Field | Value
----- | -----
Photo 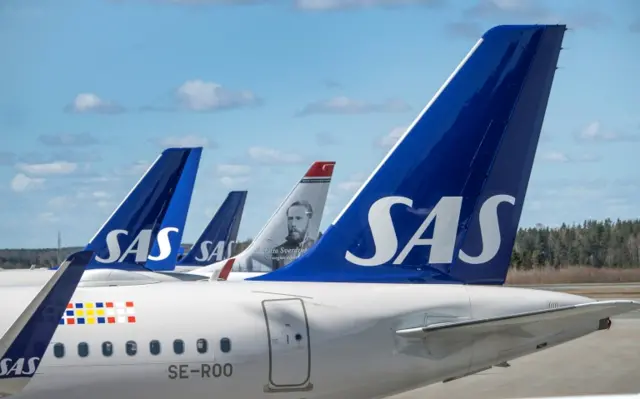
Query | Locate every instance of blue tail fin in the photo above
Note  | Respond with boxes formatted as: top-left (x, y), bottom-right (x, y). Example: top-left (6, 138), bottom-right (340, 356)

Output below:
top-left (0, 250), bottom-right (91, 394)
top-left (84, 147), bottom-right (202, 270)
top-left (252, 24), bottom-right (566, 285)
top-left (174, 191), bottom-right (247, 268)
top-left (144, 150), bottom-right (203, 271)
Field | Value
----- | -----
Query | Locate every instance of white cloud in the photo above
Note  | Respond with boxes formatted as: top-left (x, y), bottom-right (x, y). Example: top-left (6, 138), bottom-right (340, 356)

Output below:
top-left (542, 151), bottom-right (569, 163)
top-left (38, 212), bottom-right (60, 223)
top-left (220, 176), bottom-right (250, 188)
top-left (248, 147), bottom-right (304, 165)
top-left (541, 151), bottom-right (600, 163)
top-left (10, 173), bottom-right (44, 192)
top-left (96, 200), bottom-right (116, 209)
top-left (157, 135), bottom-right (215, 148)
top-left (16, 161), bottom-right (78, 176)
top-left (92, 191), bottom-right (111, 199)
top-left (116, 160), bottom-right (151, 176)
top-left (295, 0), bottom-right (444, 11)
top-left (377, 126), bottom-right (407, 148)
top-left (38, 132), bottom-right (99, 146)
top-left (297, 96), bottom-right (411, 116)
top-left (76, 190), bottom-right (112, 200)
top-left (176, 80), bottom-right (260, 111)
top-left (216, 164), bottom-right (251, 176)
top-left (66, 93), bottom-right (124, 114)
top-left (316, 131), bottom-right (339, 146)
top-left (577, 121), bottom-right (640, 142)
top-left (338, 173), bottom-right (367, 192)
top-left (47, 196), bottom-right (71, 209)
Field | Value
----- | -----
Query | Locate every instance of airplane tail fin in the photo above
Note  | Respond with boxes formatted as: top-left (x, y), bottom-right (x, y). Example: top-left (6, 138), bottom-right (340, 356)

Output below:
top-left (0, 250), bottom-right (92, 396)
top-left (252, 25), bottom-right (566, 284)
top-left (189, 161), bottom-right (335, 276)
top-left (84, 147), bottom-right (202, 270)
top-left (175, 191), bottom-right (247, 268)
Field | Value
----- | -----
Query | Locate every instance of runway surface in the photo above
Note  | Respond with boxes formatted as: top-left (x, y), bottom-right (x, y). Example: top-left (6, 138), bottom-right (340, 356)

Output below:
top-left (388, 297), bottom-right (640, 399)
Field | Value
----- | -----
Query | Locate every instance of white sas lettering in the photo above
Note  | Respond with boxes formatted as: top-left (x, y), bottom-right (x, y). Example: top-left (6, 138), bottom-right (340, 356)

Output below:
top-left (148, 227), bottom-right (179, 261)
top-left (195, 240), bottom-right (235, 262)
top-left (345, 194), bottom-right (515, 267)
top-left (0, 357), bottom-right (40, 377)
top-left (95, 227), bottom-right (179, 264)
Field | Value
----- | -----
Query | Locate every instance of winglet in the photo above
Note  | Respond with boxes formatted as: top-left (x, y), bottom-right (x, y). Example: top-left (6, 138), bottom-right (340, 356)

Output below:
top-left (211, 258), bottom-right (236, 281)
top-left (0, 250), bottom-right (93, 396)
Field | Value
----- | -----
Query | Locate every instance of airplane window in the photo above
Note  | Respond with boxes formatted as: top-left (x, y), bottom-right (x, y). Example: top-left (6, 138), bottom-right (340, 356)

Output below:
top-left (78, 342), bottom-right (89, 358)
top-left (149, 340), bottom-right (161, 355)
top-left (53, 343), bottom-right (65, 358)
top-left (173, 339), bottom-right (184, 355)
top-left (220, 338), bottom-right (231, 353)
top-left (196, 338), bottom-right (208, 354)
top-left (102, 341), bottom-right (113, 357)
top-left (126, 341), bottom-right (137, 356)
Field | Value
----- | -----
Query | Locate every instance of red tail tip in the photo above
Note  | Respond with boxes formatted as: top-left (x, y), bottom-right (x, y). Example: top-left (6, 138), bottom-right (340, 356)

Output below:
top-left (305, 161), bottom-right (336, 178)
top-left (218, 258), bottom-right (235, 280)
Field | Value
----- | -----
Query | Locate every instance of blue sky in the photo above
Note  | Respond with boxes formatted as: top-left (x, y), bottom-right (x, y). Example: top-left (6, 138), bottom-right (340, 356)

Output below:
top-left (1, 0), bottom-right (639, 249)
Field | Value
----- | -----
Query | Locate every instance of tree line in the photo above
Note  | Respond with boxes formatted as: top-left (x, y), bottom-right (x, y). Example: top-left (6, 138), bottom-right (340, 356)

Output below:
top-left (1, 220), bottom-right (639, 270)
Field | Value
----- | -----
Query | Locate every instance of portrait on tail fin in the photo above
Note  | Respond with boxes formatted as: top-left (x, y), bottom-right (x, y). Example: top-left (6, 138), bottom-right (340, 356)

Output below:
top-left (267, 200), bottom-right (316, 270)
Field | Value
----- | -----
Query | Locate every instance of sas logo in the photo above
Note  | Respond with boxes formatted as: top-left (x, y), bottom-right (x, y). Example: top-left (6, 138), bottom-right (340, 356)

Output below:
top-left (95, 227), bottom-right (179, 264)
top-left (0, 357), bottom-right (40, 377)
top-left (194, 240), bottom-right (235, 263)
top-left (346, 194), bottom-right (515, 267)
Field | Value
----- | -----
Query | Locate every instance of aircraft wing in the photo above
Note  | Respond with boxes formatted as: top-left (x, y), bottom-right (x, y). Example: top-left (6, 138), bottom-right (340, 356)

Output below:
top-left (395, 300), bottom-right (640, 339)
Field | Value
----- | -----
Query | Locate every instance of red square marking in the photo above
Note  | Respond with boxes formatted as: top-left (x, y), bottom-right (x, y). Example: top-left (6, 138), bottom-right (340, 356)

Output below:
top-left (127, 316), bottom-right (136, 323)
top-left (67, 303), bottom-right (73, 309)
top-left (66, 318), bottom-right (75, 325)
top-left (126, 301), bottom-right (134, 307)
top-left (106, 302), bottom-right (114, 308)
top-left (107, 317), bottom-right (116, 324)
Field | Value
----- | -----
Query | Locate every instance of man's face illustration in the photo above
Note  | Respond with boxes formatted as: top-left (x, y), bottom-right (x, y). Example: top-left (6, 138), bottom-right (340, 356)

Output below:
top-left (287, 205), bottom-right (310, 243)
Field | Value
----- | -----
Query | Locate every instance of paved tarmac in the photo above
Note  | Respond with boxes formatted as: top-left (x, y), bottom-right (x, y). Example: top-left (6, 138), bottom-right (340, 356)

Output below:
top-left (389, 304), bottom-right (640, 399)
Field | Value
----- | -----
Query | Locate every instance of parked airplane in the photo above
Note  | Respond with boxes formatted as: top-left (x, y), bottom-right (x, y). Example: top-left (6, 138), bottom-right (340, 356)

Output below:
top-left (1, 160), bottom-right (334, 285)
top-left (149, 191), bottom-right (248, 273)
top-left (0, 147), bottom-right (204, 287)
top-left (1, 24), bottom-right (639, 399)
top-left (187, 160), bottom-right (336, 280)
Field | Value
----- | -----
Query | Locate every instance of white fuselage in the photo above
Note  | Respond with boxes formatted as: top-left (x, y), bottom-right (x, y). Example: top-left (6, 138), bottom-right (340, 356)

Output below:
top-left (0, 281), bottom-right (600, 399)
top-left (0, 268), bottom-right (263, 287)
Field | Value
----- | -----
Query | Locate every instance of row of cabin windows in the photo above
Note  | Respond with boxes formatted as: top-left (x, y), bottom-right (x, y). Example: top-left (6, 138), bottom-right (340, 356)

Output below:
top-left (52, 338), bottom-right (232, 358)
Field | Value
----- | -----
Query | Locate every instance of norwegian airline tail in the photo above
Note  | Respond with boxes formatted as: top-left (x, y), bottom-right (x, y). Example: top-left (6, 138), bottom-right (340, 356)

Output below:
top-left (188, 161), bottom-right (335, 277)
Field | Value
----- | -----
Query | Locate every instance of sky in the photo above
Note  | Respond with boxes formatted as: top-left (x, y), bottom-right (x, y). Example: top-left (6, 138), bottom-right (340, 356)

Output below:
top-left (1, 0), bottom-right (639, 249)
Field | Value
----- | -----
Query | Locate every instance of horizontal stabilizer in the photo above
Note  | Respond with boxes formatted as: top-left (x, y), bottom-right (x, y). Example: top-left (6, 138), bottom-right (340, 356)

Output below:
top-left (0, 251), bottom-right (92, 396)
top-left (396, 300), bottom-right (640, 339)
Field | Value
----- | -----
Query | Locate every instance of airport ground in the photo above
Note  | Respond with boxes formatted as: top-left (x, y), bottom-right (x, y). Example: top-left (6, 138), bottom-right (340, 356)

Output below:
top-left (389, 285), bottom-right (640, 399)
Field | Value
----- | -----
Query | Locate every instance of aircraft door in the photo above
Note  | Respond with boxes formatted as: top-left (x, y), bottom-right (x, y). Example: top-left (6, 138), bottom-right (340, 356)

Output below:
top-left (262, 298), bottom-right (313, 392)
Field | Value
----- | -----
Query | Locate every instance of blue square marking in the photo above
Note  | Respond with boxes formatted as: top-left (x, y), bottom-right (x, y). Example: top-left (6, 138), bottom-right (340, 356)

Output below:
top-left (75, 303), bottom-right (84, 309)
top-left (77, 318), bottom-right (85, 325)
